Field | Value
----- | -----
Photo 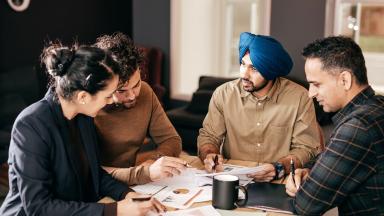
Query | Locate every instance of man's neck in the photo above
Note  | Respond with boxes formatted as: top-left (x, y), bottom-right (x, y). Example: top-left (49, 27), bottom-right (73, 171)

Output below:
top-left (341, 84), bottom-right (369, 108)
top-left (251, 80), bottom-right (274, 98)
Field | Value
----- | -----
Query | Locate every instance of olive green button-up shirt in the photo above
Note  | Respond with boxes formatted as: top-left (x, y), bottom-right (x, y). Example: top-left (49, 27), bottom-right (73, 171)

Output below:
top-left (197, 78), bottom-right (320, 165)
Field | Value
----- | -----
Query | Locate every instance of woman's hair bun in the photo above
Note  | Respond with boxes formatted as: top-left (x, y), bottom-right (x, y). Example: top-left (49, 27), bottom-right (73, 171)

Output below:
top-left (41, 42), bottom-right (75, 77)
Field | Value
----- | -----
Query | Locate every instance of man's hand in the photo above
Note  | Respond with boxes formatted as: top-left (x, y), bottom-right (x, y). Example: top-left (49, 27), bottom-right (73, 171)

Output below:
top-left (149, 156), bottom-right (187, 181)
top-left (246, 163), bottom-right (275, 182)
top-left (140, 159), bottom-right (156, 167)
top-left (203, 154), bottom-right (224, 173)
top-left (117, 197), bottom-right (165, 216)
top-left (285, 168), bottom-right (310, 197)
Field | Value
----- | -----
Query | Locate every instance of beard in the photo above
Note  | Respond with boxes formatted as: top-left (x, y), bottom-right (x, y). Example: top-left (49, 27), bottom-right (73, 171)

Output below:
top-left (123, 100), bottom-right (136, 109)
top-left (241, 78), bottom-right (269, 93)
top-left (103, 100), bottom-right (136, 112)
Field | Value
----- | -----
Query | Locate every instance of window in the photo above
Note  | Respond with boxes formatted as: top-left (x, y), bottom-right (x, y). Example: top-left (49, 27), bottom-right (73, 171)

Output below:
top-left (170, 0), bottom-right (270, 100)
top-left (329, 0), bottom-right (384, 94)
top-left (222, 0), bottom-right (271, 76)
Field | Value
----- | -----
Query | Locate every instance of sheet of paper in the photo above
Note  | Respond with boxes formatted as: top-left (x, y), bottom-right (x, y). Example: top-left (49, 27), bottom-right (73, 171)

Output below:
top-left (193, 186), bottom-right (212, 203)
top-left (153, 186), bottom-right (202, 209)
top-left (223, 164), bottom-right (254, 186)
top-left (150, 168), bottom-right (201, 187)
top-left (147, 205), bottom-right (221, 216)
top-left (217, 209), bottom-right (267, 216)
top-left (195, 164), bottom-right (264, 177)
top-left (133, 166), bottom-right (252, 207)
top-left (132, 184), bottom-right (167, 196)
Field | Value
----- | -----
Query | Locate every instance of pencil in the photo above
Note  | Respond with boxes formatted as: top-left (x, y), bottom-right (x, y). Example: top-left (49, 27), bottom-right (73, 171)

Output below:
top-left (183, 189), bottom-right (203, 206)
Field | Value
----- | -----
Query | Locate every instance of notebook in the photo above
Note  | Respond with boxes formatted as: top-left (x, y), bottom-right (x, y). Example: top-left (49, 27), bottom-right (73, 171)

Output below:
top-left (245, 182), bottom-right (295, 214)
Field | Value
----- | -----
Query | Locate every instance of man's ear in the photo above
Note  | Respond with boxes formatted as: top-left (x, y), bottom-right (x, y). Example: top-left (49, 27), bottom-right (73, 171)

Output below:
top-left (339, 71), bottom-right (352, 90)
top-left (76, 91), bottom-right (90, 105)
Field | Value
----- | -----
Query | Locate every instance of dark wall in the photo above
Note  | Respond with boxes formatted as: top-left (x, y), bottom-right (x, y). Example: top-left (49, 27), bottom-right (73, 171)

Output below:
top-left (270, 0), bottom-right (326, 86)
top-left (0, 0), bottom-right (132, 73)
top-left (132, 0), bottom-right (170, 103)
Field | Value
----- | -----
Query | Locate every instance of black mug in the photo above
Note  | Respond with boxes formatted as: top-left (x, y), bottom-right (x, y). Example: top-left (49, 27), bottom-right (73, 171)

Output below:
top-left (212, 174), bottom-right (248, 210)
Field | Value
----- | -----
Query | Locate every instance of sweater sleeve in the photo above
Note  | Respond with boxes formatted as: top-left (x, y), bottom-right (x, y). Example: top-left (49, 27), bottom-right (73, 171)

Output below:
top-left (103, 165), bottom-right (152, 185)
top-left (147, 87), bottom-right (182, 158)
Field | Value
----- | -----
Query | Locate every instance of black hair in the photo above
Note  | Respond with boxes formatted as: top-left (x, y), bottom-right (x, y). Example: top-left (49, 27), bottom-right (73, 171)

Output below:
top-left (41, 41), bottom-right (124, 100)
top-left (94, 32), bottom-right (144, 80)
top-left (302, 36), bottom-right (368, 85)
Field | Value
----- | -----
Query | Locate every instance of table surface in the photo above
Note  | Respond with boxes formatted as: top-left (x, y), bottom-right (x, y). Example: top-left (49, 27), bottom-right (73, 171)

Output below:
top-left (100, 154), bottom-right (292, 216)
top-left (180, 154), bottom-right (291, 216)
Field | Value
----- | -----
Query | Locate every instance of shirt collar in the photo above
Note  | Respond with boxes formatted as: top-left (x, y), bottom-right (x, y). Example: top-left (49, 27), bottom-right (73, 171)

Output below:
top-left (332, 86), bottom-right (375, 125)
top-left (239, 77), bottom-right (281, 103)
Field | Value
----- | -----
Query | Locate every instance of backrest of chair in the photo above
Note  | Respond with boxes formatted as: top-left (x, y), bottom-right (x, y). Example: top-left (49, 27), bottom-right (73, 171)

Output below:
top-left (197, 76), bottom-right (236, 91)
top-left (139, 46), bottom-right (163, 86)
top-left (186, 76), bottom-right (236, 114)
top-left (138, 46), bottom-right (165, 104)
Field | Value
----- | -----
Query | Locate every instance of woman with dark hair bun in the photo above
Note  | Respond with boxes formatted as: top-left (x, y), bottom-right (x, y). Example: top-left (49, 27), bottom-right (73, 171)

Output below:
top-left (0, 42), bottom-right (164, 216)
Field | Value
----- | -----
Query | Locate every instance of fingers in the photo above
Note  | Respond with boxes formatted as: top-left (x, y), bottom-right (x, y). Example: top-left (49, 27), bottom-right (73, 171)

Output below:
top-left (150, 157), bottom-right (188, 179)
top-left (163, 166), bottom-right (182, 177)
top-left (285, 174), bottom-right (298, 197)
top-left (137, 200), bottom-right (154, 214)
top-left (286, 188), bottom-right (296, 197)
top-left (125, 191), bottom-right (140, 199)
top-left (150, 197), bottom-right (166, 213)
top-left (161, 159), bottom-right (186, 172)
top-left (294, 174), bottom-right (301, 189)
top-left (204, 158), bottom-right (214, 172)
top-left (203, 154), bottom-right (223, 173)
top-left (247, 164), bottom-right (275, 182)
top-left (214, 163), bottom-right (224, 172)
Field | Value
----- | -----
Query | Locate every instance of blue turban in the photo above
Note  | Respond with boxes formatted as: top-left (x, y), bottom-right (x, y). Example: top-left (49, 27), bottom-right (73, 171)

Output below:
top-left (239, 32), bottom-right (293, 80)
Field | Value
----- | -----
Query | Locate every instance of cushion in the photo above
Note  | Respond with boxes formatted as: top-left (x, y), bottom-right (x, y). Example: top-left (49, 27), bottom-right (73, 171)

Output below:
top-left (186, 90), bottom-right (213, 114)
top-left (167, 107), bottom-right (206, 128)
top-left (198, 76), bottom-right (235, 91)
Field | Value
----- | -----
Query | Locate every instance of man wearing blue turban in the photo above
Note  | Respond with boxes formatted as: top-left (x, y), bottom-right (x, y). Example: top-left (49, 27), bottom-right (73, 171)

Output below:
top-left (198, 32), bottom-right (321, 182)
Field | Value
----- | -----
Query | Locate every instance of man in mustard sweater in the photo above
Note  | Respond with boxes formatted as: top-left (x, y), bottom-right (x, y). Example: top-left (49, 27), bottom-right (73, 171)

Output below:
top-left (94, 33), bottom-right (185, 185)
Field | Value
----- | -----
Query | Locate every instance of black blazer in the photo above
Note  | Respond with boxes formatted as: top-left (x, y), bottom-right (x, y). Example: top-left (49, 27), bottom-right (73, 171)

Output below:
top-left (0, 89), bottom-right (129, 216)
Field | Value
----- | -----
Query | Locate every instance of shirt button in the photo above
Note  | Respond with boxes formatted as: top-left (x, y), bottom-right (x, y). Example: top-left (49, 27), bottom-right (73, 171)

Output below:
top-left (256, 122), bottom-right (261, 126)
top-left (258, 102), bottom-right (262, 106)
top-left (257, 143), bottom-right (261, 147)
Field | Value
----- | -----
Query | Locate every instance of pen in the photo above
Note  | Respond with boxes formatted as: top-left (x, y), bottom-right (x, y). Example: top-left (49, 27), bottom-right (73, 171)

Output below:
top-left (132, 196), bottom-right (151, 201)
top-left (290, 158), bottom-right (296, 187)
top-left (212, 154), bottom-right (219, 173)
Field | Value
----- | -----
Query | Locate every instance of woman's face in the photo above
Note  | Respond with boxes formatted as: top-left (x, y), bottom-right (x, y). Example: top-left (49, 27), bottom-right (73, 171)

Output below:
top-left (82, 74), bottom-right (119, 117)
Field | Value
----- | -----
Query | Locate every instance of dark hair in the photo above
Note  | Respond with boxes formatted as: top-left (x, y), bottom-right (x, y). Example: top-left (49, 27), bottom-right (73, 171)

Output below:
top-left (41, 41), bottom-right (124, 100)
top-left (94, 32), bottom-right (144, 79)
top-left (302, 36), bottom-right (368, 85)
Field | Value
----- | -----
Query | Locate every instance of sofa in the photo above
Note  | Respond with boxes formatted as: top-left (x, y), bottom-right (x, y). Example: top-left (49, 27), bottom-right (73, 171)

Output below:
top-left (167, 76), bottom-right (236, 154)
top-left (167, 76), bottom-right (334, 155)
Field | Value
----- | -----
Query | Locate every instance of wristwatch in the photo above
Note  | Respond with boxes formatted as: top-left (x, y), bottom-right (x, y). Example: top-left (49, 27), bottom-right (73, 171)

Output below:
top-left (273, 162), bottom-right (285, 180)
